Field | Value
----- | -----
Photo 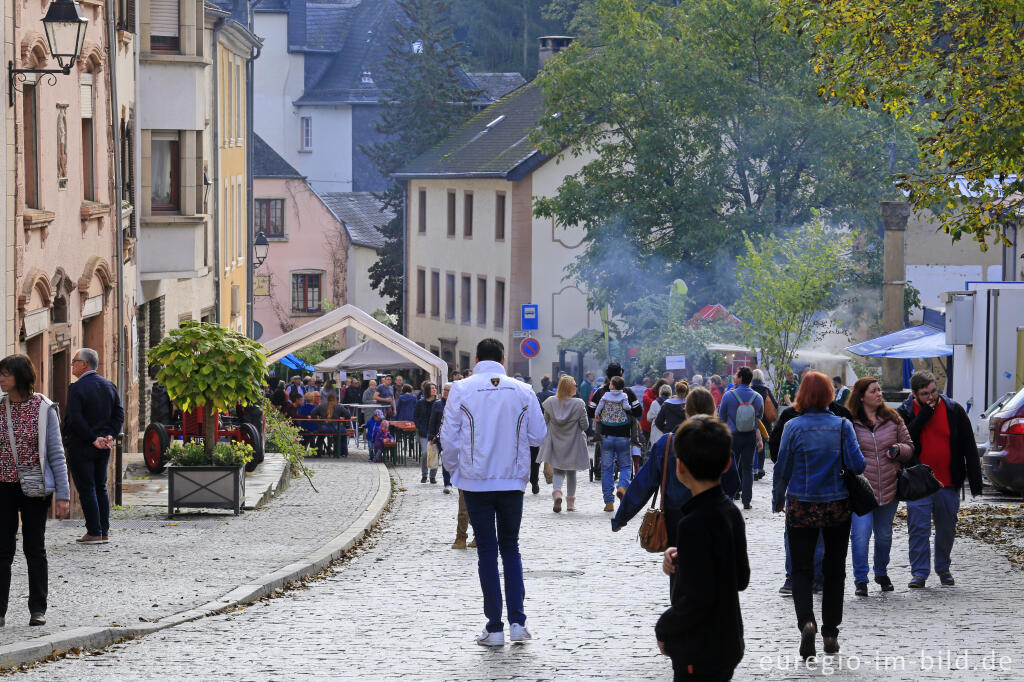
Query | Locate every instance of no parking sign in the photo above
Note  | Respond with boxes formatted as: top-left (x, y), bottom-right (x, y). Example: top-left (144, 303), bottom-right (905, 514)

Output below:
top-left (520, 337), bottom-right (540, 359)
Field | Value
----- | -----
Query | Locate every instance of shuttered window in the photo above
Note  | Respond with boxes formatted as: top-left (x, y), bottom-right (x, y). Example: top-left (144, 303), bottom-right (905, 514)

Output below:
top-left (150, 0), bottom-right (179, 52)
top-left (80, 74), bottom-right (93, 118)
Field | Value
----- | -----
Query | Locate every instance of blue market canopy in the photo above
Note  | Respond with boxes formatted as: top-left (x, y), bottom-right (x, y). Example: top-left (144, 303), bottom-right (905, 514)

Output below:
top-left (279, 353), bottom-right (314, 371)
top-left (846, 325), bottom-right (952, 359)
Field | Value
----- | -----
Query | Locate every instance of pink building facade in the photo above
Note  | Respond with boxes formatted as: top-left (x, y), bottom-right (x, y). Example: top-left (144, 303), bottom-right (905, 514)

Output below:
top-left (251, 136), bottom-right (349, 341)
top-left (13, 0), bottom-right (122, 418)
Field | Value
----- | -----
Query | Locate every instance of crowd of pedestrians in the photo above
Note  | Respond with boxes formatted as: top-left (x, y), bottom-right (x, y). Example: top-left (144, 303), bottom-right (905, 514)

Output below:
top-left (430, 351), bottom-right (982, 680)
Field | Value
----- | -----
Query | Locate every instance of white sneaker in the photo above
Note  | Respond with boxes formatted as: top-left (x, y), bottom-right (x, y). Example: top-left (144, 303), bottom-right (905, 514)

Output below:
top-left (443, 485), bottom-right (452, 495)
top-left (476, 628), bottom-right (504, 646)
top-left (509, 623), bottom-right (532, 642)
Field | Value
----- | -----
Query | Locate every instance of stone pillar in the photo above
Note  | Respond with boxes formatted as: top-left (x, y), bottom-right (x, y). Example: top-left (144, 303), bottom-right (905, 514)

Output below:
top-left (881, 201), bottom-right (910, 392)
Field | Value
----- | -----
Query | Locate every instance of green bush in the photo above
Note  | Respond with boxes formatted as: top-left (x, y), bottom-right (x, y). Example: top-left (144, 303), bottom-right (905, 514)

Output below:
top-left (167, 439), bottom-right (254, 467)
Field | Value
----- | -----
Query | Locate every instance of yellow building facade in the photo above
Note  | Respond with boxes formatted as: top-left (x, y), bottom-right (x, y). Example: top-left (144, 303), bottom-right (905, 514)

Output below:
top-left (216, 22), bottom-right (258, 333)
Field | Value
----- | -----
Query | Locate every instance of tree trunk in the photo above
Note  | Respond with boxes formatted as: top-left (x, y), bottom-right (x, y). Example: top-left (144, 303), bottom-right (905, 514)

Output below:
top-left (204, 407), bottom-right (218, 457)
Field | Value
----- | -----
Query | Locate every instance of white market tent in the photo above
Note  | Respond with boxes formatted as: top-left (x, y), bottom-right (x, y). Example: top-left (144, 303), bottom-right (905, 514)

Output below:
top-left (705, 343), bottom-right (856, 383)
top-left (262, 304), bottom-right (448, 385)
top-left (315, 339), bottom-right (421, 373)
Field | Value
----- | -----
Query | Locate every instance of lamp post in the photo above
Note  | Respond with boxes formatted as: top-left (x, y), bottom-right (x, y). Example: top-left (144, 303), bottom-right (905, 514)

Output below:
top-left (253, 231), bottom-right (269, 268)
top-left (9, 0), bottom-right (89, 107)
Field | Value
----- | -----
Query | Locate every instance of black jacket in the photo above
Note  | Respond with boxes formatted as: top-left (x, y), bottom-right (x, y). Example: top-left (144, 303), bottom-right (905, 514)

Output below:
top-left (656, 486), bottom-right (749, 677)
top-left (769, 401), bottom-right (851, 463)
top-left (342, 386), bottom-right (363, 404)
top-left (587, 385), bottom-right (642, 438)
top-left (65, 372), bottom-right (124, 457)
top-left (654, 401), bottom-right (687, 437)
top-left (413, 398), bottom-right (435, 437)
top-left (427, 398), bottom-right (446, 442)
top-left (897, 394), bottom-right (983, 495)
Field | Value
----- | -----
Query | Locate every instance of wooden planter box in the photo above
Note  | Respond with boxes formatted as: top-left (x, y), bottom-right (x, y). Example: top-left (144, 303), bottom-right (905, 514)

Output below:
top-left (168, 466), bottom-right (245, 516)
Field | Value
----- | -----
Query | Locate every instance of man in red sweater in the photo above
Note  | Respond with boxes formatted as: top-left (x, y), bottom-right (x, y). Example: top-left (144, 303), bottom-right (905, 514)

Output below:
top-left (897, 371), bottom-right (982, 589)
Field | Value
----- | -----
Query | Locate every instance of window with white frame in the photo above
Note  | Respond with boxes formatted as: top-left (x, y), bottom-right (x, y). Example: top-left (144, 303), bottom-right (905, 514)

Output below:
top-left (300, 116), bottom-right (312, 151)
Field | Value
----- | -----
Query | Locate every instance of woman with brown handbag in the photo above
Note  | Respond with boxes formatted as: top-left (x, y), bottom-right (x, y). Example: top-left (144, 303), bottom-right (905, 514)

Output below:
top-left (611, 388), bottom-right (717, 590)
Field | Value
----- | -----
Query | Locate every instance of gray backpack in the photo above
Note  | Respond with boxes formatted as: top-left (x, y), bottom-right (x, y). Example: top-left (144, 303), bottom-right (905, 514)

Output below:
top-left (731, 390), bottom-right (757, 433)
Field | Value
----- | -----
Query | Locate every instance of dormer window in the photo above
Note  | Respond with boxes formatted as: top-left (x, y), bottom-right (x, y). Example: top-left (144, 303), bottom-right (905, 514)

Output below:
top-left (361, 71), bottom-right (374, 85)
top-left (412, 40), bottom-right (423, 54)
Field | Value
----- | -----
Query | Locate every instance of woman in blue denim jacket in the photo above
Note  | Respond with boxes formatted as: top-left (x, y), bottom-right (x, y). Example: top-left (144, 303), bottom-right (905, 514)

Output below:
top-left (772, 372), bottom-right (865, 661)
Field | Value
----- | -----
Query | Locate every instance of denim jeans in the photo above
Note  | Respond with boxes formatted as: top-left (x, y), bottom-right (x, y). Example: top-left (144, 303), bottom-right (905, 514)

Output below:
top-left (0, 483), bottom-right (50, 616)
top-left (784, 525), bottom-right (824, 583)
top-left (69, 451), bottom-right (110, 537)
top-left (442, 463), bottom-right (452, 487)
top-left (850, 500), bottom-right (899, 584)
top-left (789, 518), bottom-right (851, 638)
top-left (907, 487), bottom-right (960, 579)
top-left (463, 490), bottom-right (526, 632)
top-left (600, 436), bottom-right (632, 503)
top-left (732, 432), bottom-right (756, 506)
top-left (419, 436), bottom-right (436, 478)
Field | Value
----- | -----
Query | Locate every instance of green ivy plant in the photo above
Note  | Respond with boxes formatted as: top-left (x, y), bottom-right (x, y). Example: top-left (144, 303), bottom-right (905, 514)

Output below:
top-left (262, 395), bottom-right (318, 491)
top-left (148, 321), bottom-right (267, 456)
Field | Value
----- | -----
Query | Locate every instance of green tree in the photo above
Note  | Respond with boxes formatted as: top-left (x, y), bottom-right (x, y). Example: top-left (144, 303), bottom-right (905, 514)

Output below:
top-left (452, 0), bottom-right (562, 77)
top-left (532, 0), bottom-right (913, 311)
top-left (148, 322), bottom-right (267, 455)
top-left (777, 0), bottom-right (1024, 248)
top-left (364, 0), bottom-right (479, 330)
top-left (733, 219), bottom-right (855, 388)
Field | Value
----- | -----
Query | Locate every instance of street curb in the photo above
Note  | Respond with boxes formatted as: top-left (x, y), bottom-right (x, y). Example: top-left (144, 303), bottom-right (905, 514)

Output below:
top-left (0, 462), bottom-right (393, 671)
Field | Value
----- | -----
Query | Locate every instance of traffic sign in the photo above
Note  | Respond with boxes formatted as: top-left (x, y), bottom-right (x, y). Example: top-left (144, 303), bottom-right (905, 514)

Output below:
top-left (512, 330), bottom-right (530, 339)
top-left (520, 337), bottom-right (540, 358)
top-left (521, 304), bottom-right (538, 330)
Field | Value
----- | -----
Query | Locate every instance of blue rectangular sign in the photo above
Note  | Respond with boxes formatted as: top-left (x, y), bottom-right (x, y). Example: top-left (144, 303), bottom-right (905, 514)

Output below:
top-left (521, 304), bottom-right (538, 331)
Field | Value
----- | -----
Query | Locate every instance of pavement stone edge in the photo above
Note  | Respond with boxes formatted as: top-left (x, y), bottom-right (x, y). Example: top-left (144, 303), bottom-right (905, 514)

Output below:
top-left (0, 461), bottom-right (393, 671)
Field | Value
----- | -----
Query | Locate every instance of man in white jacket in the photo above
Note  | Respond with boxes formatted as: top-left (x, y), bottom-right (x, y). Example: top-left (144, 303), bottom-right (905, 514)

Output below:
top-left (441, 339), bottom-right (546, 647)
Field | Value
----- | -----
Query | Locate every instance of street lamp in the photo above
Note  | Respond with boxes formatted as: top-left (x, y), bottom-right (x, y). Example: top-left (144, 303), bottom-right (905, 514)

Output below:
top-left (253, 231), bottom-right (269, 268)
top-left (8, 0), bottom-right (88, 106)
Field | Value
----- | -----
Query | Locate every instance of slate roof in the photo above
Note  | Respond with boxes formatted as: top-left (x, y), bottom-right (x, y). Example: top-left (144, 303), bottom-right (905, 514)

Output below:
top-left (294, 0), bottom-right (399, 104)
top-left (393, 81), bottom-right (547, 180)
top-left (465, 73), bottom-right (527, 103)
top-left (253, 134), bottom-right (303, 178)
top-left (253, 0), bottom-right (287, 11)
top-left (318, 192), bottom-right (392, 249)
top-left (304, 0), bottom-right (359, 52)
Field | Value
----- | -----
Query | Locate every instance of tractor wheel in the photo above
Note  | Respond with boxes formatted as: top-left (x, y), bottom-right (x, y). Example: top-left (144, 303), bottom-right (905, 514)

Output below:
top-left (238, 422), bottom-right (264, 472)
top-left (143, 423), bottom-right (170, 474)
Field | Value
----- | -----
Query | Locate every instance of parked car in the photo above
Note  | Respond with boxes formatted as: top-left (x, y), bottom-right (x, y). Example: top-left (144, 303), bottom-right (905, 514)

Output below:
top-left (976, 391), bottom-right (1017, 461)
top-left (984, 386), bottom-right (1024, 494)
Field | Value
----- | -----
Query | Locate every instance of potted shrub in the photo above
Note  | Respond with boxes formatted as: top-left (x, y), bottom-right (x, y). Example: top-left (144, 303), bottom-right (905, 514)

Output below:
top-left (166, 440), bottom-right (254, 515)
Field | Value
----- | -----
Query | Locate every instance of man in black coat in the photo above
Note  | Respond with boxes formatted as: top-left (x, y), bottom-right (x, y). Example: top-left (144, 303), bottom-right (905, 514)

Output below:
top-left (65, 348), bottom-right (124, 545)
top-left (896, 370), bottom-right (982, 588)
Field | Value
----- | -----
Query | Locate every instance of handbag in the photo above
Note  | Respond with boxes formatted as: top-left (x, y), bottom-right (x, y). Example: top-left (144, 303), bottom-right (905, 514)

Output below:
top-left (4, 396), bottom-right (46, 498)
top-left (638, 434), bottom-right (673, 553)
top-left (839, 419), bottom-right (878, 515)
top-left (897, 463), bottom-right (942, 501)
top-left (426, 441), bottom-right (439, 469)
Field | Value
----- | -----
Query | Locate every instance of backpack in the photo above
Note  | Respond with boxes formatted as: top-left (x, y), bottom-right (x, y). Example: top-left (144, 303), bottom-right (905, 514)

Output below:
top-left (731, 390), bottom-right (757, 433)
top-left (599, 395), bottom-right (630, 427)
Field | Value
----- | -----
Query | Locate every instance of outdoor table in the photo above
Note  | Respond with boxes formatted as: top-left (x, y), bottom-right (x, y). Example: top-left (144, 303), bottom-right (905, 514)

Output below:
top-left (388, 420), bottom-right (418, 463)
top-left (291, 417), bottom-right (355, 457)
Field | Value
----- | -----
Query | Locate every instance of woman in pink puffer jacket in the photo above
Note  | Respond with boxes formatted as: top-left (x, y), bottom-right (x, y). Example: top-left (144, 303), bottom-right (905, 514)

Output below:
top-left (846, 377), bottom-right (913, 597)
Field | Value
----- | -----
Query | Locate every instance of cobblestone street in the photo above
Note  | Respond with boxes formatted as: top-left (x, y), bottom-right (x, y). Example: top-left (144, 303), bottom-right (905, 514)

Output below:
top-left (16, 461), bottom-right (1024, 681)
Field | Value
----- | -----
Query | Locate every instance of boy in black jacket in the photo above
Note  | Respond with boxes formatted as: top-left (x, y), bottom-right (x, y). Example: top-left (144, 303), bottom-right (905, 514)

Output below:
top-left (657, 415), bottom-right (750, 681)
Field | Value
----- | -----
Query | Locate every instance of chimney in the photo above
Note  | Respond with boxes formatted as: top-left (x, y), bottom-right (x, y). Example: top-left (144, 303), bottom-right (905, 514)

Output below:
top-left (538, 36), bottom-right (574, 69)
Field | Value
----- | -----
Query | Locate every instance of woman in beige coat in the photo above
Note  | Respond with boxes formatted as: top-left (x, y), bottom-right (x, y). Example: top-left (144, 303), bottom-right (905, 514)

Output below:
top-left (537, 375), bottom-right (590, 512)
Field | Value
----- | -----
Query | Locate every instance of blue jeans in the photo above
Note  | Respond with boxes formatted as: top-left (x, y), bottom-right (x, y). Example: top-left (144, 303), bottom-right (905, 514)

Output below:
top-left (69, 451), bottom-right (110, 537)
top-left (732, 432), bottom-right (756, 506)
top-left (463, 490), bottom-right (526, 632)
top-left (600, 436), bottom-right (632, 503)
top-left (907, 487), bottom-right (960, 579)
top-left (850, 500), bottom-right (899, 584)
top-left (785, 524), bottom-right (824, 583)
top-left (442, 463), bottom-right (452, 487)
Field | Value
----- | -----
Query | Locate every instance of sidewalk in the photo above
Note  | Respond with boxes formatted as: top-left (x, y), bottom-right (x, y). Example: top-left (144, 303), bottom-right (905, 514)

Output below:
top-left (0, 454), bottom-right (391, 670)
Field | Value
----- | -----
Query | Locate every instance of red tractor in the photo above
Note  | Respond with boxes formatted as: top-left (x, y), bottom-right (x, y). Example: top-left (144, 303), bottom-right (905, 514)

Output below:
top-left (142, 405), bottom-right (264, 474)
